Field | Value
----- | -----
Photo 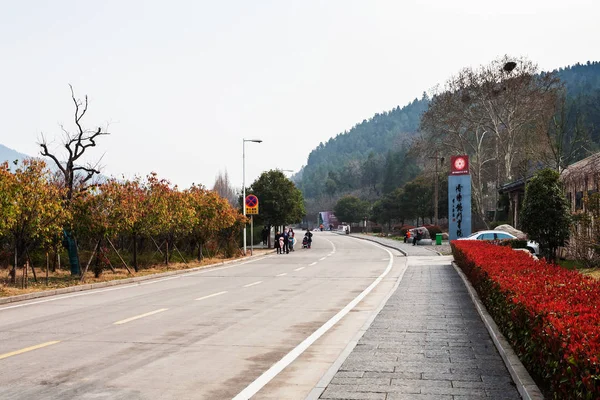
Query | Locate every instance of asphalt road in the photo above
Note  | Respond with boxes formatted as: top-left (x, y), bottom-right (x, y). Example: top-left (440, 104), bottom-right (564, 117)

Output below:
top-left (0, 232), bottom-right (406, 400)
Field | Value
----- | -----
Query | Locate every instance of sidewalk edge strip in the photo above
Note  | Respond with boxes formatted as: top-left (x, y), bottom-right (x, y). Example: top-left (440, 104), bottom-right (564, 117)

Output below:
top-left (306, 256), bottom-right (408, 400)
top-left (452, 262), bottom-right (544, 400)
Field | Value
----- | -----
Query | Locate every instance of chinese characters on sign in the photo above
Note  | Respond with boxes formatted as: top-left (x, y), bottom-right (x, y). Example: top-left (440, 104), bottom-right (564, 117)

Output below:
top-left (448, 156), bottom-right (471, 241)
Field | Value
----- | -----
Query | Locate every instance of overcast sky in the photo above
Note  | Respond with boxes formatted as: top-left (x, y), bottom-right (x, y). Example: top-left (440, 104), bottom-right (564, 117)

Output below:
top-left (1, 0), bottom-right (598, 189)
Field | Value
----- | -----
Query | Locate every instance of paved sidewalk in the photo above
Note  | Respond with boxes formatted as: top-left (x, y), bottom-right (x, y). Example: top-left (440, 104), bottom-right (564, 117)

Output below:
top-left (317, 257), bottom-right (521, 400)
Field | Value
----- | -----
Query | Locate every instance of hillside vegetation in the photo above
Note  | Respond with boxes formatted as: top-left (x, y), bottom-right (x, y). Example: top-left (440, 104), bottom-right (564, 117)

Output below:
top-left (297, 60), bottom-right (600, 225)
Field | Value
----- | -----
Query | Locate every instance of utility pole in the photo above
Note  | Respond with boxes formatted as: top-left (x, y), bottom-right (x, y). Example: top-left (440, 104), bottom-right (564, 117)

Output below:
top-left (429, 151), bottom-right (444, 226)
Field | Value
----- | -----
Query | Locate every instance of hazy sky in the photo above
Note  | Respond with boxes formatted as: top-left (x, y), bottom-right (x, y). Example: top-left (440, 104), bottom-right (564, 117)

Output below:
top-left (1, 0), bottom-right (598, 189)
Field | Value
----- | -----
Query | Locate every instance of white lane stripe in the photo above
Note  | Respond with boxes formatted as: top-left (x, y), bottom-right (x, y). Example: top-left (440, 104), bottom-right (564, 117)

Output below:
top-left (309, 262), bottom-right (318, 266)
top-left (293, 267), bottom-right (305, 271)
top-left (0, 256), bottom-right (269, 312)
top-left (243, 281), bottom-right (262, 288)
top-left (139, 276), bottom-right (180, 285)
top-left (113, 308), bottom-right (168, 325)
top-left (276, 273), bottom-right (287, 277)
top-left (232, 244), bottom-right (394, 400)
top-left (195, 291), bottom-right (228, 301)
top-left (319, 257), bottom-right (326, 261)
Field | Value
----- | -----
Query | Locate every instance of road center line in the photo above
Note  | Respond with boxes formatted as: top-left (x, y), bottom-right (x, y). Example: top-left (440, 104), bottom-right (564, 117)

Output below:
top-left (113, 308), bottom-right (169, 325)
top-left (319, 257), bottom-right (326, 261)
top-left (275, 273), bottom-right (287, 277)
top-left (293, 267), bottom-right (305, 271)
top-left (195, 291), bottom-right (228, 301)
top-left (0, 341), bottom-right (61, 361)
top-left (232, 243), bottom-right (394, 400)
top-left (243, 281), bottom-right (262, 288)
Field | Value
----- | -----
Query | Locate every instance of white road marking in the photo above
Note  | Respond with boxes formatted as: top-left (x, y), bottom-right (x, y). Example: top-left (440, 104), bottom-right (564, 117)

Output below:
top-left (275, 273), bottom-right (287, 277)
top-left (293, 267), bottom-right (305, 271)
top-left (243, 281), bottom-right (262, 288)
top-left (139, 276), bottom-right (180, 285)
top-left (319, 257), bottom-right (326, 261)
top-left (232, 243), bottom-right (394, 400)
top-left (0, 341), bottom-right (61, 361)
top-left (0, 256), bottom-right (269, 312)
top-left (113, 308), bottom-right (169, 325)
top-left (309, 262), bottom-right (318, 266)
top-left (195, 291), bottom-right (228, 301)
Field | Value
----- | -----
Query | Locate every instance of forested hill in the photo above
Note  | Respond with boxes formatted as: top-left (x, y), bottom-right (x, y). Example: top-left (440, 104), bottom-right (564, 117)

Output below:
top-left (298, 95), bottom-right (429, 198)
top-left (297, 61), bottom-right (600, 201)
top-left (555, 61), bottom-right (600, 96)
top-left (555, 61), bottom-right (600, 144)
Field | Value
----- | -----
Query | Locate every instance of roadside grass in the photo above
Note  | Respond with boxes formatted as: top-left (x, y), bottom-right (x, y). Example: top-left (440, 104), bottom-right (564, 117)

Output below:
top-left (0, 249), bottom-right (272, 298)
top-left (558, 258), bottom-right (600, 280)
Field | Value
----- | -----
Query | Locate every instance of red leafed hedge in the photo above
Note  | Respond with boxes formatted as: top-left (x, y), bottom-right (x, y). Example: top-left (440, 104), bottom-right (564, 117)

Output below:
top-left (452, 240), bottom-right (600, 399)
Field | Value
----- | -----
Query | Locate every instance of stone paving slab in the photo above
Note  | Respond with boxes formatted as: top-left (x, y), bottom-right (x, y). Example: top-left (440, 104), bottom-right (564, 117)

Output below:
top-left (317, 261), bottom-right (521, 399)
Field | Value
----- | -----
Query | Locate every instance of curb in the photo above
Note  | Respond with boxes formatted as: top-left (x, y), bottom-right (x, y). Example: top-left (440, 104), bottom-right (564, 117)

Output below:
top-left (452, 262), bottom-right (544, 400)
top-left (0, 250), bottom-right (274, 306)
top-left (344, 234), bottom-right (408, 256)
top-left (306, 252), bottom-right (408, 400)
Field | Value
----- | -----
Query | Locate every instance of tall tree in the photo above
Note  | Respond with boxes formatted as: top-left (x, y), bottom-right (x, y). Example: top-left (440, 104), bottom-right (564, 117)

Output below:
top-left (544, 91), bottom-right (592, 171)
top-left (212, 170), bottom-right (237, 207)
top-left (249, 170), bottom-right (306, 231)
top-left (420, 55), bottom-right (560, 227)
top-left (38, 85), bottom-right (109, 275)
top-left (520, 169), bottom-right (571, 263)
top-left (334, 196), bottom-right (370, 224)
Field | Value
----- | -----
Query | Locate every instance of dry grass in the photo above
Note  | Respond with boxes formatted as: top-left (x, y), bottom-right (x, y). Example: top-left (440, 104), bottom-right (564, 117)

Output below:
top-left (582, 269), bottom-right (600, 280)
top-left (0, 249), bottom-right (272, 298)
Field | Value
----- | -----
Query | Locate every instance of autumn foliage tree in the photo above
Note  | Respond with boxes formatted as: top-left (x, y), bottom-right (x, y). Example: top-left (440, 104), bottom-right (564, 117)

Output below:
top-left (2, 160), bottom-right (67, 282)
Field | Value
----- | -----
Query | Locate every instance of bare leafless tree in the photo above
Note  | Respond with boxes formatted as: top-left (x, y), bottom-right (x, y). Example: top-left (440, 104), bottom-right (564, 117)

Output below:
top-left (544, 90), bottom-right (593, 172)
top-left (212, 170), bottom-right (237, 207)
top-left (39, 84), bottom-right (109, 201)
top-left (38, 85), bottom-right (109, 276)
top-left (419, 55), bottom-right (561, 227)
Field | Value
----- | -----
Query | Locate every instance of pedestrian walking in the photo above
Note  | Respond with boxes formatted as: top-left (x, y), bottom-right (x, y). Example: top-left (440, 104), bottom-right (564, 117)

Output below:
top-left (288, 228), bottom-right (295, 251)
top-left (275, 231), bottom-right (282, 254)
top-left (283, 229), bottom-right (290, 254)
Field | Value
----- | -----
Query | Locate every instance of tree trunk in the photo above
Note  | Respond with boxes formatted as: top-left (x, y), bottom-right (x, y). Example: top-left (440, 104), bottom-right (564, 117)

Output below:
top-left (198, 242), bottom-right (203, 261)
top-left (133, 232), bottom-right (138, 272)
top-left (165, 239), bottom-right (169, 266)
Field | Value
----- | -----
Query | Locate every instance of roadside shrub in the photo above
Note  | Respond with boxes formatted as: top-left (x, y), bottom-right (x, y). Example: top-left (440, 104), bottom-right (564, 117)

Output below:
top-left (423, 224), bottom-right (442, 237)
top-left (399, 225), bottom-right (415, 236)
top-left (452, 240), bottom-right (600, 398)
top-left (371, 227), bottom-right (382, 234)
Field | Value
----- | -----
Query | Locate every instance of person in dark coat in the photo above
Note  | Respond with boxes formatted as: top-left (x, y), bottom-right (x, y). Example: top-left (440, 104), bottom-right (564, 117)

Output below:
top-left (283, 229), bottom-right (290, 254)
top-left (275, 231), bottom-right (282, 254)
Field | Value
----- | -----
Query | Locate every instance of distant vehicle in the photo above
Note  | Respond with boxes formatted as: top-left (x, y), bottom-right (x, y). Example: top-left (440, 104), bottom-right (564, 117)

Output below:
top-left (458, 230), bottom-right (539, 255)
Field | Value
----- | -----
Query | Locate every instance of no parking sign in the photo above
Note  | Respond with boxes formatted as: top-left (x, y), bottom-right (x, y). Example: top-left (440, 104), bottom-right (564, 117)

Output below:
top-left (245, 195), bottom-right (259, 215)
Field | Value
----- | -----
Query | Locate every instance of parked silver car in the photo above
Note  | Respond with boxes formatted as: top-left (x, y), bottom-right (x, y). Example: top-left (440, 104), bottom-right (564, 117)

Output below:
top-left (458, 230), bottom-right (539, 255)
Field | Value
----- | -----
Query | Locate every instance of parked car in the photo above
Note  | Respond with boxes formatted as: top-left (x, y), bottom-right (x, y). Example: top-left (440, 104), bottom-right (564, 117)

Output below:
top-left (458, 230), bottom-right (539, 255)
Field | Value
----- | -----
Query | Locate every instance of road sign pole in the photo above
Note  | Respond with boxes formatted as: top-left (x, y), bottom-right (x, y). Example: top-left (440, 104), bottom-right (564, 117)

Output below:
top-left (250, 216), bottom-right (254, 256)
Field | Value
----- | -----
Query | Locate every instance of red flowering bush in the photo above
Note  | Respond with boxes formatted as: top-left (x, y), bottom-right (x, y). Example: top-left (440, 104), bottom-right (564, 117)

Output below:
top-left (452, 240), bottom-right (600, 399)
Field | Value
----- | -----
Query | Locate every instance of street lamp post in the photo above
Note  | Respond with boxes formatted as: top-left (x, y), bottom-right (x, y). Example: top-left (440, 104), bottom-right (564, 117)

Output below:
top-left (243, 139), bottom-right (262, 256)
top-left (428, 151), bottom-right (445, 226)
